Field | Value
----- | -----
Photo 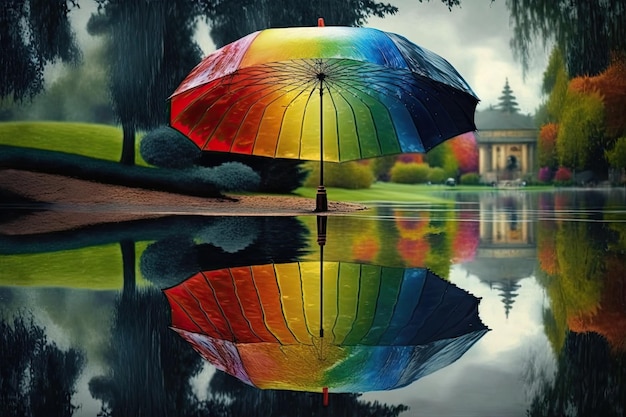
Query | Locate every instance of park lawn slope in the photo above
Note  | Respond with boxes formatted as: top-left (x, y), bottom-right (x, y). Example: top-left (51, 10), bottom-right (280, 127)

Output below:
top-left (0, 121), bottom-right (147, 165)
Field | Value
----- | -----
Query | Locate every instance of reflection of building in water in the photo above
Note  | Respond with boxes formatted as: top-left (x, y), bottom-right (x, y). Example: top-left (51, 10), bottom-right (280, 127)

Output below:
top-left (462, 193), bottom-right (537, 318)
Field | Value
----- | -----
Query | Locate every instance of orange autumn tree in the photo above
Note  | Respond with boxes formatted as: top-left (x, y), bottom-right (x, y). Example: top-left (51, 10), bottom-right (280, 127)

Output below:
top-left (570, 56), bottom-right (626, 139)
top-left (538, 123), bottom-right (559, 170)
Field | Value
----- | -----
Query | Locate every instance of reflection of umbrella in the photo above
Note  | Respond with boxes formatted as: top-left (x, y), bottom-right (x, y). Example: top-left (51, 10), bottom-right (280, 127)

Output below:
top-left (164, 262), bottom-right (487, 393)
top-left (170, 19), bottom-right (478, 211)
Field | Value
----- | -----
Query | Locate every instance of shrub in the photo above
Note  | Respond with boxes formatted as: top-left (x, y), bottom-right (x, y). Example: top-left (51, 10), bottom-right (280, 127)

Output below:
top-left (538, 166), bottom-right (553, 183)
top-left (390, 163), bottom-right (430, 184)
top-left (304, 161), bottom-right (374, 189)
top-left (459, 172), bottom-right (480, 185)
top-left (428, 167), bottom-right (446, 184)
top-left (198, 153), bottom-right (307, 193)
top-left (554, 166), bottom-right (573, 184)
top-left (370, 155), bottom-right (397, 181)
top-left (188, 162), bottom-right (260, 192)
top-left (140, 126), bottom-right (201, 168)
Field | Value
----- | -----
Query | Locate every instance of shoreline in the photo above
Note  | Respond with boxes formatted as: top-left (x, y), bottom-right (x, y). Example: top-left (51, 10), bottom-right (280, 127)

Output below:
top-left (0, 169), bottom-right (368, 235)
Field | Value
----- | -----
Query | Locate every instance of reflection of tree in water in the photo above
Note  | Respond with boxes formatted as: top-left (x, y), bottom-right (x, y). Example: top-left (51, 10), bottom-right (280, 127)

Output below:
top-left (527, 332), bottom-right (626, 417)
top-left (89, 288), bottom-right (206, 417)
top-left (0, 314), bottom-right (84, 417)
top-left (209, 372), bottom-right (409, 417)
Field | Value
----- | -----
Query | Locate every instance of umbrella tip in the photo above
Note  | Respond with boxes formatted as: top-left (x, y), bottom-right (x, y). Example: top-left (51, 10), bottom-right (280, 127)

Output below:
top-left (318, 17), bottom-right (325, 27)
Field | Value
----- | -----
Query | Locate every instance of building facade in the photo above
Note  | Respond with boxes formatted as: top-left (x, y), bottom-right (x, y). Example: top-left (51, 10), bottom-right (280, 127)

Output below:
top-left (475, 108), bottom-right (538, 184)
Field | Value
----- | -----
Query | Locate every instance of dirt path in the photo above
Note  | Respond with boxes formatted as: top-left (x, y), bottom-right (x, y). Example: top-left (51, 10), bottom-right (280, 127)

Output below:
top-left (0, 169), bottom-right (367, 235)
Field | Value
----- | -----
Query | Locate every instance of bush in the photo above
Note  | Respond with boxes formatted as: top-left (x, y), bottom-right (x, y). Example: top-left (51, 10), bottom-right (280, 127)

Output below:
top-left (198, 153), bottom-right (307, 193)
top-left (140, 126), bottom-right (201, 168)
top-left (187, 162), bottom-right (260, 192)
top-left (304, 161), bottom-right (374, 189)
top-left (538, 166), bottom-right (553, 183)
top-left (428, 167), bottom-right (446, 183)
top-left (459, 172), bottom-right (480, 185)
top-left (554, 166), bottom-right (573, 184)
top-left (389, 163), bottom-right (430, 184)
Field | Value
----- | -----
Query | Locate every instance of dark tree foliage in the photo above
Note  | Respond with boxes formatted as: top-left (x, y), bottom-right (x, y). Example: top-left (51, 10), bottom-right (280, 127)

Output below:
top-left (88, 0), bottom-right (203, 165)
top-left (0, 314), bottom-right (84, 417)
top-left (506, 0), bottom-right (626, 76)
top-left (0, 0), bottom-right (80, 101)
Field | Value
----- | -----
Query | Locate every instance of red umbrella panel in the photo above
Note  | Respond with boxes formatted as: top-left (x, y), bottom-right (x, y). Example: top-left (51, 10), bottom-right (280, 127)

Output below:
top-left (164, 262), bottom-right (488, 393)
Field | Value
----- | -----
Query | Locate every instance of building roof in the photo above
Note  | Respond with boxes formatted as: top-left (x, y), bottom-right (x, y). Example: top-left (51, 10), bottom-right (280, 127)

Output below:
top-left (475, 108), bottom-right (536, 131)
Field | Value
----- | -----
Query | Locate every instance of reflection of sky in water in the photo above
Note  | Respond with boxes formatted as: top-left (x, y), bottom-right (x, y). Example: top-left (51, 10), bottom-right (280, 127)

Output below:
top-left (362, 266), bottom-right (555, 416)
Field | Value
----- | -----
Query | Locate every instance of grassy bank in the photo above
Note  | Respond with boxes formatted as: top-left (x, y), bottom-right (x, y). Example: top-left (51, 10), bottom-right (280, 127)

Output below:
top-left (0, 121), bottom-right (147, 165)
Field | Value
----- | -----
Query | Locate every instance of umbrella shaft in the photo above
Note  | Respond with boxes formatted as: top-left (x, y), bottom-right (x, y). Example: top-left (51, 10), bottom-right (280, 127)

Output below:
top-left (319, 81), bottom-right (324, 187)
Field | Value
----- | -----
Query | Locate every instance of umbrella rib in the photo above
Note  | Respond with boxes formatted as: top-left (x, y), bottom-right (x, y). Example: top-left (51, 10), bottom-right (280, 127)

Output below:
top-left (231, 266), bottom-right (266, 343)
top-left (184, 75), bottom-right (292, 149)
top-left (342, 265), bottom-right (365, 344)
top-left (169, 296), bottom-right (205, 334)
top-left (248, 266), bottom-right (282, 344)
top-left (181, 279), bottom-right (225, 338)
top-left (273, 263), bottom-right (304, 344)
top-left (292, 82), bottom-right (321, 159)
top-left (270, 78), bottom-right (319, 159)
top-left (325, 85), bottom-right (366, 160)
top-left (199, 271), bottom-right (237, 341)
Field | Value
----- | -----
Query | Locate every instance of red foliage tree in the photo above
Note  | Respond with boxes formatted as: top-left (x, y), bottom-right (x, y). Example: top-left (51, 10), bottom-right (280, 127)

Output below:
top-left (538, 123), bottom-right (559, 169)
top-left (448, 132), bottom-right (478, 173)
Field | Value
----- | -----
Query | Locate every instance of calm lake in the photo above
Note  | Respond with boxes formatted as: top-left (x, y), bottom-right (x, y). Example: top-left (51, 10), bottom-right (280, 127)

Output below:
top-left (1, 189), bottom-right (625, 417)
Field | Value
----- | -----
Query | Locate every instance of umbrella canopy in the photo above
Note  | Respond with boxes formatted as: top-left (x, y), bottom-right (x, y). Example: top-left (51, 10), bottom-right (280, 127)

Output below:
top-left (169, 21), bottom-right (479, 211)
top-left (164, 262), bottom-right (488, 393)
top-left (170, 23), bottom-right (478, 162)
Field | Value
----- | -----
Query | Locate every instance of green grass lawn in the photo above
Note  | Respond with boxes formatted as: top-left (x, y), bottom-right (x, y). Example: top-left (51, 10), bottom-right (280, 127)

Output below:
top-left (0, 121), bottom-right (147, 165)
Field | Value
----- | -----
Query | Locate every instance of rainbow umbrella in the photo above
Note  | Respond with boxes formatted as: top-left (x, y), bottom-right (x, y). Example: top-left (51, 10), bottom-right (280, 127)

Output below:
top-left (169, 19), bottom-right (478, 211)
top-left (164, 262), bottom-right (488, 393)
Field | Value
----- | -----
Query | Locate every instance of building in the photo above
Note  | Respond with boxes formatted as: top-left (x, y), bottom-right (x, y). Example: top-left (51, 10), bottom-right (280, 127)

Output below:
top-left (475, 80), bottom-right (538, 184)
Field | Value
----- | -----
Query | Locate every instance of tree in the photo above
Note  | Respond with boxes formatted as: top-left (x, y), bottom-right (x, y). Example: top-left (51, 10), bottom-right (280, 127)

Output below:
top-left (505, 0), bottom-right (626, 76)
top-left (606, 137), bottom-right (626, 170)
top-left (0, 0), bottom-right (81, 102)
top-left (538, 123), bottom-right (558, 169)
top-left (556, 90), bottom-right (605, 171)
top-left (497, 79), bottom-right (520, 113)
top-left (542, 48), bottom-right (570, 123)
top-left (88, 0), bottom-right (203, 165)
